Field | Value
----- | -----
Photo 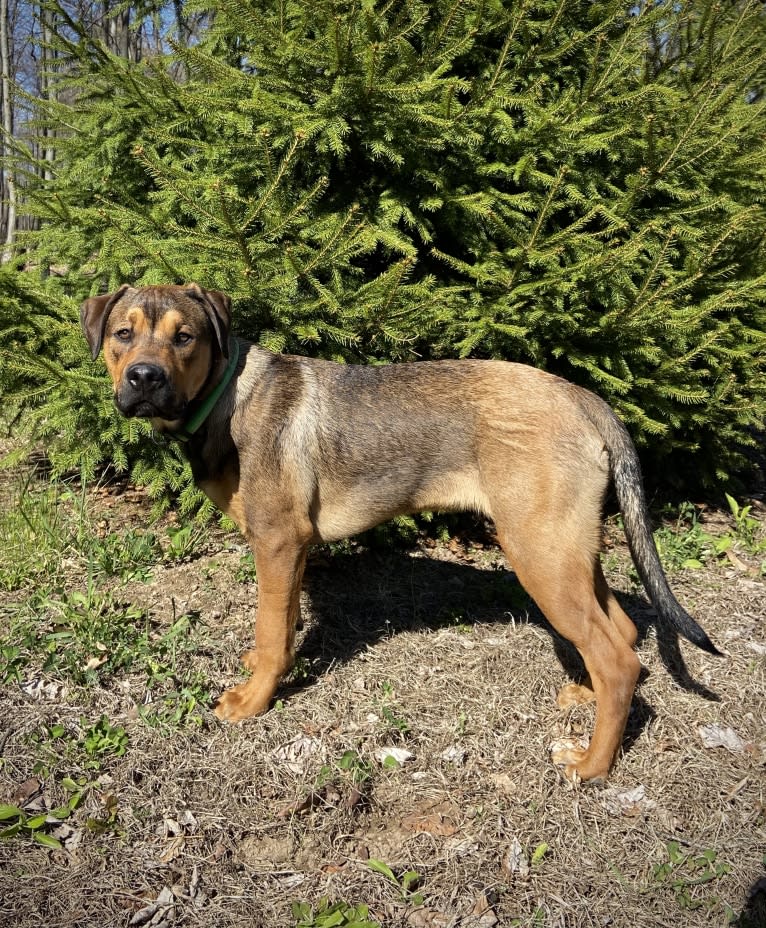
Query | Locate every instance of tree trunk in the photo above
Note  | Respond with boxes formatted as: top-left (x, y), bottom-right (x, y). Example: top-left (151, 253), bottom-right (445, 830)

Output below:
top-left (0, 0), bottom-right (17, 262)
top-left (41, 5), bottom-right (56, 182)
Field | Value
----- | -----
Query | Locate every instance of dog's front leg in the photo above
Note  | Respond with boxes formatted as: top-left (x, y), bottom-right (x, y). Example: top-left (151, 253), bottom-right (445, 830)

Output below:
top-left (214, 530), bottom-right (308, 722)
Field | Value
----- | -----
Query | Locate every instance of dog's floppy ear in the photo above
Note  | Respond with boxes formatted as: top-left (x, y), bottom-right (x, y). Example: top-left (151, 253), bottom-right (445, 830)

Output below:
top-left (80, 285), bottom-right (131, 360)
top-left (183, 283), bottom-right (232, 358)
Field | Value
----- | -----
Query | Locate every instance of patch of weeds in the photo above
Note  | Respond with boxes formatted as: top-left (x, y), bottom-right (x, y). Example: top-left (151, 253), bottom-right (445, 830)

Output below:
top-left (366, 859), bottom-right (425, 906)
top-left (88, 529), bottom-right (159, 582)
top-left (378, 682), bottom-right (411, 737)
top-left (0, 776), bottom-right (87, 849)
top-left (138, 673), bottom-right (213, 728)
top-left (726, 494), bottom-right (766, 559)
top-left (381, 704), bottom-right (411, 735)
top-left (648, 840), bottom-right (732, 912)
top-left (288, 656), bottom-right (314, 685)
top-left (165, 523), bottom-right (208, 561)
top-left (34, 586), bottom-right (148, 685)
top-left (0, 641), bottom-right (27, 683)
top-left (0, 474), bottom-right (158, 590)
top-left (80, 716), bottom-right (129, 763)
top-left (138, 612), bottom-right (214, 727)
top-left (306, 749), bottom-right (373, 814)
top-left (435, 608), bottom-right (474, 633)
top-left (0, 586), bottom-right (148, 686)
top-left (292, 898), bottom-right (381, 928)
top-left (652, 497), bottom-right (765, 573)
top-left (0, 476), bottom-right (75, 591)
top-left (234, 550), bottom-right (257, 582)
top-left (27, 717), bottom-right (129, 775)
top-left (653, 502), bottom-right (731, 571)
top-left (0, 591), bottom-right (213, 728)
top-left (323, 537), bottom-right (357, 557)
top-left (316, 749), bottom-right (372, 791)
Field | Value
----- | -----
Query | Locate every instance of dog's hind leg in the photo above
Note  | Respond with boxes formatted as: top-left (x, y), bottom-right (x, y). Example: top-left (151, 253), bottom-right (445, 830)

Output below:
top-left (493, 477), bottom-right (641, 781)
top-left (214, 527), bottom-right (309, 722)
top-left (509, 546), bottom-right (640, 780)
top-left (556, 562), bottom-right (638, 709)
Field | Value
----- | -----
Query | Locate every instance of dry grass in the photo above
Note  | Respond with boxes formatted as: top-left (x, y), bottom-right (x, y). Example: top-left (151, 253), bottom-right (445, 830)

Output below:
top-left (0, 475), bottom-right (764, 928)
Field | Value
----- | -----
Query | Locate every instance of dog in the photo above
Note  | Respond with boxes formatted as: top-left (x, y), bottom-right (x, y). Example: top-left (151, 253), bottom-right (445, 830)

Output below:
top-left (80, 283), bottom-right (719, 782)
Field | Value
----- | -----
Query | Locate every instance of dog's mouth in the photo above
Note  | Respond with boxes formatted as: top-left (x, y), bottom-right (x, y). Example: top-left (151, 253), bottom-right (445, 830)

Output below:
top-left (115, 388), bottom-right (187, 422)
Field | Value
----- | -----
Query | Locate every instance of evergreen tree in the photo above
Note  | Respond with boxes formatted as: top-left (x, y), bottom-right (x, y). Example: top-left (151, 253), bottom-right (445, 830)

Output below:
top-left (2, 0), bottom-right (765, 498)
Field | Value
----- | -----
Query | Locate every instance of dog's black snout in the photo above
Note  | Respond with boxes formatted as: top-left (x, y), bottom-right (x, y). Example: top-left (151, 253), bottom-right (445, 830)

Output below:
top-left (126, 363), bottom-right (167, 392)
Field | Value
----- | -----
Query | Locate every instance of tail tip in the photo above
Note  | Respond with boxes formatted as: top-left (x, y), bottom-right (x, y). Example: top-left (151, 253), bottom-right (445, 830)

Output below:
top-left (696, 632), bottom-right (724, 658)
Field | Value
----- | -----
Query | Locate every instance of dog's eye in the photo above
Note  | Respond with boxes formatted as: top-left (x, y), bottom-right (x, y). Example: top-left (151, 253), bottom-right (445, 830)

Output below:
top-left (114, 328), bottom-right (132, 342)
top-left (175, 331), bottom-right (194, 346)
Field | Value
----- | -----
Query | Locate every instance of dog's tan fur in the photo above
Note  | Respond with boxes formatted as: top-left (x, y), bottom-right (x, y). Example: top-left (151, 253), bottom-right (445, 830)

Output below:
top-left (81, 284), bottom-right (718, 782)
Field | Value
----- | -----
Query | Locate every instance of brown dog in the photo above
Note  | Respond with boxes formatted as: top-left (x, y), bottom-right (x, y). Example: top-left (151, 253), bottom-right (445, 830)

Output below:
top-left (80, 283), bottom-right (719, 781)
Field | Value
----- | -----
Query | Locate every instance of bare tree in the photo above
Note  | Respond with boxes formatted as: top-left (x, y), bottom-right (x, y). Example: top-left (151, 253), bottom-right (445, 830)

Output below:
top-left (1, 0), bottom-right (17, 261)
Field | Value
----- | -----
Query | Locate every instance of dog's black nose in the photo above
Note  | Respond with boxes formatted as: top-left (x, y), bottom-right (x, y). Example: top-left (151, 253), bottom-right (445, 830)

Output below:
top-left (126, 363), bottom-right (167, 391)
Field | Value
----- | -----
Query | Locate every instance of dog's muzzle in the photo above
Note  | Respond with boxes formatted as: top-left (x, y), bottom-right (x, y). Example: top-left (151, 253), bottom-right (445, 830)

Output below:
top-left (116, 362), bottom-right (185, 419)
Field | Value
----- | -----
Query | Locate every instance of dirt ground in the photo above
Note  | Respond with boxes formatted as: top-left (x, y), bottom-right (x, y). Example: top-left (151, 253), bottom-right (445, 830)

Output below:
top-left (0, 476), bottom-right (765, 928)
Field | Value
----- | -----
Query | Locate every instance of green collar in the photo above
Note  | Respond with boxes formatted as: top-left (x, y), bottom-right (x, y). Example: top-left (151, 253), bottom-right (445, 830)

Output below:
top-left (175, 338), bottom-right (240, 442)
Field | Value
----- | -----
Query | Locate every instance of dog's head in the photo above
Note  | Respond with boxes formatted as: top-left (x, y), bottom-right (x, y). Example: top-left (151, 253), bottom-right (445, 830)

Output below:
top-left (80, 283), bottom-right (231, 427)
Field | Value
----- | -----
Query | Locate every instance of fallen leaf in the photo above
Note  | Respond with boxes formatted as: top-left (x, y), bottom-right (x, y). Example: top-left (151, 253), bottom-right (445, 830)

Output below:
top-left (277, 791), bottom-right (322, 819)
top-left (407, 909), bottom-right (451, 928)
top-left (440, 745), bottom-right (466, 766)
top-left (21, 679), bottom-right (63, 701)
top-left (444, 837), bottom-right (478, 859)
top-left (375, 747), bottom-right (414, 766)
top-left (12, 777), bottom-right (42, 807)
top-left (179, 809), bottom-right (198, 833)
top-left (501, 836), bottom-right (530, 880)
top-left (128, 886), bottom-right (174, 926)
top-left (697, 724), bottom-right (747, 753)
top-left (83, 655), bottom-right (109, 672)
top-left (489, 772), bottom-right (517, 796)
top-left (343, 786), bottom-right (365, 811)
top-left (401, 810), bottom-right (457, 837)
top-left (602, 784), bottom-right (657, 818)
top-left (725, 549), bottom-right (753, 573)
top-left (189, 864), bottom-right (206, 908)
top-left (50, 823), bottom-right (83, 851)
top-left (472, 891), bottom-right (499, 927)
top-left (270, 735), bottom-right (322, 773)
top-left (158, 835), bottom-right (185, 863)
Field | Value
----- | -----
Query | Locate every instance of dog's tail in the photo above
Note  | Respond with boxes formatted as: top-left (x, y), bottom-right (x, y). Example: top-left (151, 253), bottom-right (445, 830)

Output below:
top-left (576, 389), bottom-right (721, 656)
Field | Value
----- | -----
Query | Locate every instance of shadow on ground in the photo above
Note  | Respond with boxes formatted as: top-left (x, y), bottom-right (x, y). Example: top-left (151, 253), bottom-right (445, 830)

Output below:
top-left (278, 547), bottom-right (719, 749)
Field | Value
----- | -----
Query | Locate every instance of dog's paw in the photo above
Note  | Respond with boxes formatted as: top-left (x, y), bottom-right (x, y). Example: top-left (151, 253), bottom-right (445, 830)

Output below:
top-left (213, 687), bottom-right (247, 722)
top-left (214, 679), bottom-right (276, 722)
top-left (550, 738), bottom-right (609, 784)
top-left (556, 682), bottom-right (596, 709)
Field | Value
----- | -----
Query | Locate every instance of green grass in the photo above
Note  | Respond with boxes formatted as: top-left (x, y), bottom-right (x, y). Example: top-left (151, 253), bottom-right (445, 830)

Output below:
top-left (0, 475), bottom-right (215, 730)
top-left (0, 473), bottom-right (160, 591)
top-left (0, 588), bottom-right (214, 728)
top-left (292, 898), bottom-right (381, 928)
